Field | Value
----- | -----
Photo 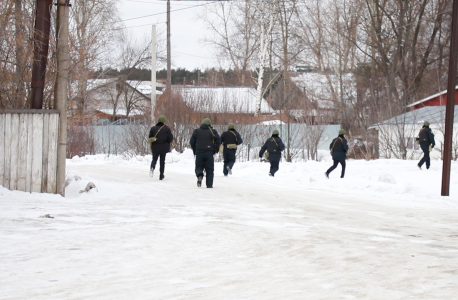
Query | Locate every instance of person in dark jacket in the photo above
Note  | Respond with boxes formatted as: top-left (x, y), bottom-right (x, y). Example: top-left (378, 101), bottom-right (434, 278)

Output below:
top-left (325, 129), bottom-right (349, 179)
top-left (220, 123), bottom-right (243, 176)
top-left (148, 115), bottom-right (173, 180)
top-left (417, 121), bottom-right (435, 170)
top-left (189, 118), bottom-right (221, 188)
top-left (259, 129), bottom-right (285, 177)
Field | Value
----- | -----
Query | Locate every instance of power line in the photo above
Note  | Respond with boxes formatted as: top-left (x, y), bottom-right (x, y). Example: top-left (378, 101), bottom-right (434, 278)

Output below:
top-left (115, 1), bottom-right (218, 24)
top-left (123, 21), bottom-right (167, 29)
top-left (174, 50), bottom-right (214, 59)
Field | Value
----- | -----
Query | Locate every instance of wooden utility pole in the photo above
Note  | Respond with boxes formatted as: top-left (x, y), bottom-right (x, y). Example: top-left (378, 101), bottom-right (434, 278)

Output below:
top-left (442, 0), bottom-right (458, 196)
top-left (166, 0), bottom-right (172, 101)
top-left (151, 25), bottom-right (157, 124)
top-left (31, 0), bottom-right (53, 109)
top-left (54, 0), bottom-right (70, 196)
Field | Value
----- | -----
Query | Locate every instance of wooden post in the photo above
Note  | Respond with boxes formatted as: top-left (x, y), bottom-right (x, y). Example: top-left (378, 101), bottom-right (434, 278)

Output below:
top-left (441, 0), bottom-right (458, 196)
top-left (55, 0), bottom-right (70, 196)
top-left (31, 0), bottom-right (53, 109)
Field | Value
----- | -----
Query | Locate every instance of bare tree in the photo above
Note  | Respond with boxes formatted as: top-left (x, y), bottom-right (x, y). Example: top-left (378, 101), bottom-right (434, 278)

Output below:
top-left (254, 0), bottom-right (276, 117)
top-left (0, 0), bottom-right (35, 108)
top-left (116, 33), bottom-right (152, 118)
top-left (68, 0), bottom-right (122, 117)
top-left (155, 88), bottom-right (194, 153)
top-left (354, 0), bottom-right (451, 115)
top-left (200, 0), bottom-right (258, 85)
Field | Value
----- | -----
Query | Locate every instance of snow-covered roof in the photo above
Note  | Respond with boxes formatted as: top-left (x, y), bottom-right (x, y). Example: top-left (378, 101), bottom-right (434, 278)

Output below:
top-left (291, 72), bottom-right (356, 103)
top-left (127, 81), bottom-right (167, 95)
top-left (86, 79), bottom-right (116, 91)
top-left (97, 108), bottom-right (145, 116)
top-left (174, 86), bottom-right (275, 114)
top-left (258, 120), bottom-right (285, 125)
top-left (317, 100), bottom-right (335, 109)
top-left (371, 106), bottom-right (458, 127)
top-left (84, 79), bottom-right (164, 96)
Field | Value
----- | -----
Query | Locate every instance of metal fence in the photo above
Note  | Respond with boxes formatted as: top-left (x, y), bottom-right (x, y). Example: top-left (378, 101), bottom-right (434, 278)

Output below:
top-left (85, 122), bottom-right (340, 162)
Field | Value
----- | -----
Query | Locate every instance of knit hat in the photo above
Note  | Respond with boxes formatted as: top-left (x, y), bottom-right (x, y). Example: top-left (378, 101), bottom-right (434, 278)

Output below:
top-left (202, 118), bottom-right (212, 126)
top-left (158, 115), bottom-right (166, 123)
top-left (272, 129), bottom-right (279, 135)
top-left (424, 121), bottom-right (430, 126)
top-left (339, 129), bottom-right (346, 135)
top-left (228, 123), bottom-right (235, 130)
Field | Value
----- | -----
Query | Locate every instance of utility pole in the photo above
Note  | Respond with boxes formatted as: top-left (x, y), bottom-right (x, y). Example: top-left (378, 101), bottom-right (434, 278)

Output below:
top-left (151, 25), bottom-right (157, 124)
top-left (166, 0), bottom-right (172, 102)
top-left (31, 0), bottom-right (53, 109)
top-left (54, 0), bottom-right (70, 196)
top-left (441, 0), bottom-right (458, 196)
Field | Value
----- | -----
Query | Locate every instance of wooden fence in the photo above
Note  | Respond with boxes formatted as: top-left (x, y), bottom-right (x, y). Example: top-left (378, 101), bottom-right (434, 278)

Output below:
top-left (0, 110), bottom-right (60, 194)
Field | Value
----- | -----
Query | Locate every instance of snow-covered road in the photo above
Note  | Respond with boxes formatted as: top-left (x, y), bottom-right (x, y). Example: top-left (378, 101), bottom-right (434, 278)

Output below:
top-left (1, 156), bottom-right (458, 299)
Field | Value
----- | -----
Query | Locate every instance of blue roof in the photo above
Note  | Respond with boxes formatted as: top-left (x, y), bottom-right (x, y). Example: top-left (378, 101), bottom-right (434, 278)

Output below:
top-left (371, 106), bottom-right (458, 127)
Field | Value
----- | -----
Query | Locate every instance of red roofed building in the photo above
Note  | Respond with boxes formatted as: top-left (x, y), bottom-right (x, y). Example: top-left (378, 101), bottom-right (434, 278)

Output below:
top-left (408, 86), bottom-right (458, 110)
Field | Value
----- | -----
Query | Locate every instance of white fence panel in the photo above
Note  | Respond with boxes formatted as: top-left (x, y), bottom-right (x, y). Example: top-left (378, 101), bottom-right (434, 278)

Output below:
top-left (0, 110), bottom-right (60, 194)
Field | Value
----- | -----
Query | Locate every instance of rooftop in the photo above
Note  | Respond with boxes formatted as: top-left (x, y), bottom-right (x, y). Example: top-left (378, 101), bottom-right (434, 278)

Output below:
top-left (371, 106), bottom-right (458, 127)
top-left (174, 86), bottom-right (275, 114)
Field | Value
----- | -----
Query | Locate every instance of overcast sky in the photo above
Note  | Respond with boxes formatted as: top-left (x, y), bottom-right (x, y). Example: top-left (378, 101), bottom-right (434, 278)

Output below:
top-left (117, 0), bottom-right (220, 71)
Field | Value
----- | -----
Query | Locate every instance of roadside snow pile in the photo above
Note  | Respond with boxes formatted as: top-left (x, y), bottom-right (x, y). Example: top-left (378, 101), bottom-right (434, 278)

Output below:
top-left (378, 173), bottom-right (396, 184)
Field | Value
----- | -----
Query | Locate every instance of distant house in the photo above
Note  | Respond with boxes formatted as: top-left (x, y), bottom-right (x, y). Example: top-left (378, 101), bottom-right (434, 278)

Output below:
top-left (127, 80), bottom-right (166, 99)
top-left (155, 86), bottom-right (282, 125)
top-left (77, 78), bottom-right (163, 124)
top-left (262, 71), bottom-right (355, 124)
top-left (407, 86), bottom-right (458, 110)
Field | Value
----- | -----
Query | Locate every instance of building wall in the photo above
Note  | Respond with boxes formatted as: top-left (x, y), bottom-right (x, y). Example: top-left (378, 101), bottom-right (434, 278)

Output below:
top-left (411, 89), bottom-right (458, 110)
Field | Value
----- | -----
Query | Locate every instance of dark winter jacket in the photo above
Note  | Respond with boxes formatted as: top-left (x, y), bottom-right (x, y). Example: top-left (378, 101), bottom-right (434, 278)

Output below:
top-left (221, 129), bottom-right (243, 150)
top-left (418, 126), bottom-right (435, 147)
top-left (259, 134), bottom-right (285, 161)
top-left (149, 122), bottom-right (173, 154)
top-left (329, 134), bottom-right (348, 161)
top-left (190, 124), bottom-right (221, 154)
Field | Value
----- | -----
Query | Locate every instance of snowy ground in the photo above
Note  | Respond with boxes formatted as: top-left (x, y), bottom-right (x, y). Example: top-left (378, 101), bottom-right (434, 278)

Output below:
top-left (1, 150), bottom-right (458, 299)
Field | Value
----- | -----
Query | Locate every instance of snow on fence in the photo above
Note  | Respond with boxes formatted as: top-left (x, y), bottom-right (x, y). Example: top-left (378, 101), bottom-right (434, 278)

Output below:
top-left (0, 110), bottom-right (59, 193)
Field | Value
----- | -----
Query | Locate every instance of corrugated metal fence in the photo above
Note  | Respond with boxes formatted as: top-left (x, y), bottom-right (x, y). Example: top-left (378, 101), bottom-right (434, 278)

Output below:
top-left (0, 110), bottom-right (59, 193)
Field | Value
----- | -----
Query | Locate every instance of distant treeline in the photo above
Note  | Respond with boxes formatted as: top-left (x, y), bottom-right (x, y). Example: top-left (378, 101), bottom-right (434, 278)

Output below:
top-left (91, 67), bottom-right (278, 86)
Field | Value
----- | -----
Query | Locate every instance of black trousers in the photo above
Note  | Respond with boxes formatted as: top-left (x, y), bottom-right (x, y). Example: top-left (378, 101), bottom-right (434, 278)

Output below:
top-left (418, 143), bottom-right (431, 169)
top-left (223, 149), bottom-right (236, 175)
top-left (195, 150), bottom-right (214, 187)
top-left (151, 152), bottom-right (166, 175)
top-left (269, 160), bottom-right (280, 176)
top-left (326, 159), bottom-right (346, 178)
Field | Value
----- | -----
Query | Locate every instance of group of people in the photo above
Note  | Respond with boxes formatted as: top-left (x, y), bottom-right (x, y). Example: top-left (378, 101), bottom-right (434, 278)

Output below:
top-left (148, 117), bottom-right (245, 188)
top-left (148, 116), bottom-right (436, 187)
